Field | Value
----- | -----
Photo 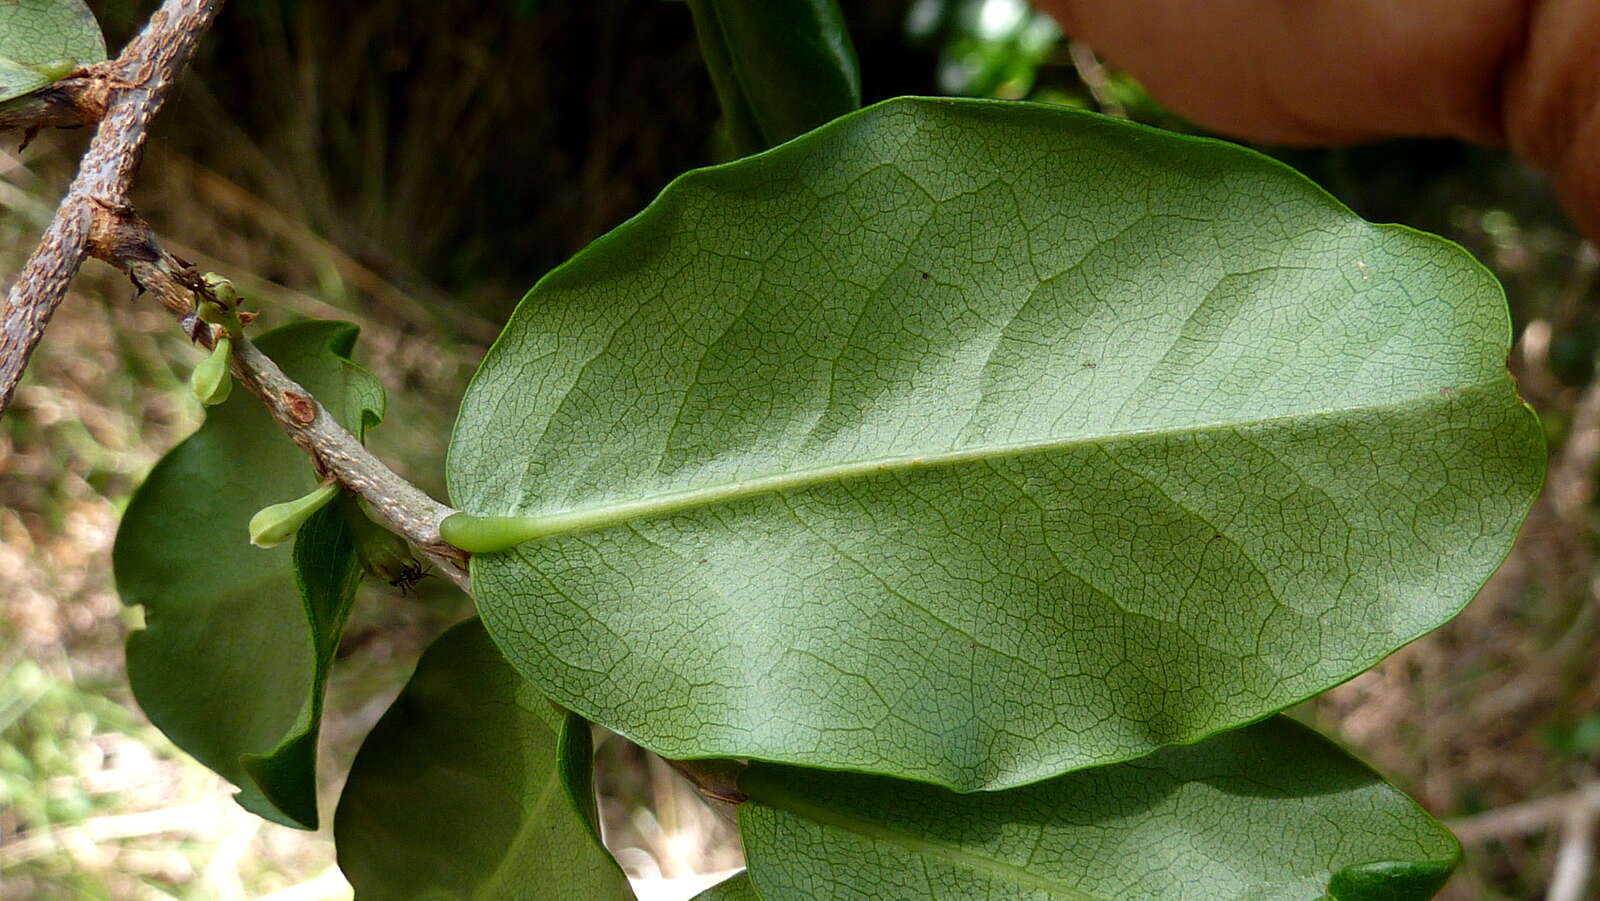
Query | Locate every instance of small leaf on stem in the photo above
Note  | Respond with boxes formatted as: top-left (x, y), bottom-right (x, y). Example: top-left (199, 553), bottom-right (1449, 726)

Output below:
top-left (248, 480), bottom-right (341, 549)
top-left (189, 335), bottom-right (232, 406)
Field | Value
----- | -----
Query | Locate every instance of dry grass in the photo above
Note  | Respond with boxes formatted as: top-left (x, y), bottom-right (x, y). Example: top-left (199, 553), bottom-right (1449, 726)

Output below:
top-left (1, 107), bottom-right (734, 901)
top-left (2, 127), bottom-right (348, 900)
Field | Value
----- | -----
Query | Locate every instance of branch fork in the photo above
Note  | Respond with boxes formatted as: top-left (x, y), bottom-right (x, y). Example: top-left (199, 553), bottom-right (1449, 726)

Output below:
top-left (0, 0), bottom-right (747, 808)
top-left (83, 197), bottom-right (469, 584)
top-left (0, 0), bottom-right (467, 587)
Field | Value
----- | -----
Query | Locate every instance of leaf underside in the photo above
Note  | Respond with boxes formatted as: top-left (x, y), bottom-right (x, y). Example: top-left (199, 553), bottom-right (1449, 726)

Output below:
top-left (737, 717), bottom-right (1457, 901)
top-left (334, 619), bottom-right (635, 901)
top-left (114, 321), bottom-right (383, 828)
top-left (0, 0), bottom-right (104, 103)
top-left (448, 97), bottom-right (1543, 791)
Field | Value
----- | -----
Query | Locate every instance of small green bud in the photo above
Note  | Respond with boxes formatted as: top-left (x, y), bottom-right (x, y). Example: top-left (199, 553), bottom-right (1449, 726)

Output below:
top-left (202, 272), bottom-right (241, 306)
top-left (249, 481), bottom-right (341, 548)
top-left (195, 300), bottom-right (228, 325)
top-left (190, 337), bottom-right (233, 406)
top-left (196, 276), bottom-right (247, 338)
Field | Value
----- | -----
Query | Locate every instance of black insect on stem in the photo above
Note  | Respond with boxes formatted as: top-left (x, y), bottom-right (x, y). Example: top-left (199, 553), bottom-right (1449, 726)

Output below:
top-left (388, 562), bottom-right (431, 597)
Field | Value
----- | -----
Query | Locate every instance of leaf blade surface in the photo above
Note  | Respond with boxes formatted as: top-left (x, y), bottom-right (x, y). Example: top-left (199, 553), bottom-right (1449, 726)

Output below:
top-left (737, 718), bottom-right (1457, 900)
top-left (449, 97), bottom-right (1544, 790)
top-left (334, 619), bottom-right (635, 901)
top-left (114, 320), bottom-right (382, 827)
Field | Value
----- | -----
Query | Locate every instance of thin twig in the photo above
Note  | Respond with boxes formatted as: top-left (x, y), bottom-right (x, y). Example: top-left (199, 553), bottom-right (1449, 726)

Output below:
top-left (0, 0), bottom-right (468, 588)
top-left (1067, 41), bottom-right (1126, 118)
top-left (0, 0), bottom-right (225, 414)
top-left (0, 0), bottom-right (742, 810)
top-left (82, 204), bottom-right (468, 587)
top-left (0, 804), bottom-right (222, 866)
top-left (1450, 783), bottom-right (1600, 844)
top-left (1547, 801), bottom-right (1596, 901)
top-left (231, 334), bottom-right (469, 587)
top-left (0, 61), bottom-right (119, 141)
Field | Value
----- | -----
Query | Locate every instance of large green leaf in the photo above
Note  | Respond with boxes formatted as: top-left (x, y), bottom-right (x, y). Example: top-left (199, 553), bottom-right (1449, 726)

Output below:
top-left (114, 321), bottom-right (383, 828)
top-left (334, 619), bottom-right (635, 901)
top-left (0, 0), bottom-right (105, 103)
top-left (447, 97), bottom-right (1543, 791)
top-left (736, 717), bottom-right (1458, 900)
top-left (686, 0), bottom-right (859, 155)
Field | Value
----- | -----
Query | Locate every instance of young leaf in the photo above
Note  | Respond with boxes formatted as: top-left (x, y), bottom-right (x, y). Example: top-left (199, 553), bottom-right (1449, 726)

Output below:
top-left (334, 619), bottom-right (635, 901)
top-left (113, 321), bottom-right (384, 829)
top-left (686, 0), bottom-right (859, 155)
top-left (190, 335), bottom-right (234, 406)
top-left (736, 717), bottom-right (1458, 900)
top-left (447, 97), bottom-right (1544, 792)
top-left (247, 480), bottom-right (340, 548)
top-left (0, 0), bottom-right (105, 103)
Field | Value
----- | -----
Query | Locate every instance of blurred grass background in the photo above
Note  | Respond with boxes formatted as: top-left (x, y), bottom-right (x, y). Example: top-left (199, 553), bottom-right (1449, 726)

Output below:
top-left (2, 1), bottom-right (1597, 898)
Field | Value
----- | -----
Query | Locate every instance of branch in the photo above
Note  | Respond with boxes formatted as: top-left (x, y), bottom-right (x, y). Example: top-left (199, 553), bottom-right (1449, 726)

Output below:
top-left (0, 0), bottom-right (730, 809)
top-left (0, 0), bottom-right (224, 415)
top-left (0, 61), bottom-right (120, 142)
top-left (86, 206), bottom-right (468, 589)
top-left (98, 213), bottom-right (720, 790)
top-left (1548, 801), bottom-right (1597, 901)
top-left (231, 332), bottom-right (469, 588)
top-left (1450, 783), bottom-right (1600, 844)
top-left (0, 0), bottom-right (468, 588)
top-left (1067, 42), bottom-right (1127, 118)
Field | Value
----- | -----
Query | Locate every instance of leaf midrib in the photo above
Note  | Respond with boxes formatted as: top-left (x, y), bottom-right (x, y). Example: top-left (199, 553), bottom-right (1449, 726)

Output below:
top-left (476, 752), bottom-right (565, 899)
top-left (481, 382), bottom-right (1501, 543)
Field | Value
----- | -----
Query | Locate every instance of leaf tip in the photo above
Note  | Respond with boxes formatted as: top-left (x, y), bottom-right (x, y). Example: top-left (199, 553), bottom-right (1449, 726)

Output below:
top-left (1327, 859), bottom-right (1455, 900)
